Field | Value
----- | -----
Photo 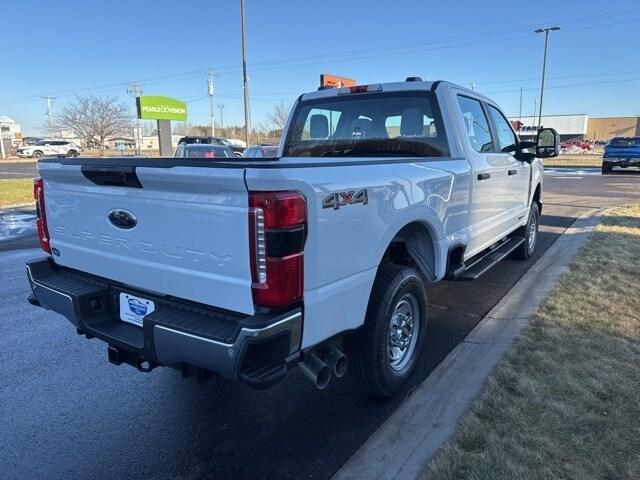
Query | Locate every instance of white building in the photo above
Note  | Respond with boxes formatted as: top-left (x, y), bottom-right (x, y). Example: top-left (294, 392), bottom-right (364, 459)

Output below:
top-left (508, 114), bottom-right (588, 141)
top-left (0, 115), bottom-right (22, 146)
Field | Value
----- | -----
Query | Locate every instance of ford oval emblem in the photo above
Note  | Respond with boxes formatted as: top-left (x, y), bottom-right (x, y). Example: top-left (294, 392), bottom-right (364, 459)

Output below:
top-left (108, 209), bottom-right (137, 229)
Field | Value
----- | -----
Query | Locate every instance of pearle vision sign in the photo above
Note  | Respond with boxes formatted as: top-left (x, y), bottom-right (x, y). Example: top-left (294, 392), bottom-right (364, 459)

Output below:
top-left (136, 96), bottom-right (187, 121)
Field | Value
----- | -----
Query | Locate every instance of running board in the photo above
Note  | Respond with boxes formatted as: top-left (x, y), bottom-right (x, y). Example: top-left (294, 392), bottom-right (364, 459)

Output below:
top-left (458, 237), bottom-right (525, 280)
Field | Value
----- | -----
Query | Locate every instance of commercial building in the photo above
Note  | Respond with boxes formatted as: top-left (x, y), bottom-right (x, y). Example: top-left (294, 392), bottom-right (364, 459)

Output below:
top-left (587, 117), bottom-right (640, 142)
top-left (509, 114), bottom-right (640, 142)
top-left (0, 115), bottom-right (22, 146)
top-left (509, 114), bottom-right (588, 142)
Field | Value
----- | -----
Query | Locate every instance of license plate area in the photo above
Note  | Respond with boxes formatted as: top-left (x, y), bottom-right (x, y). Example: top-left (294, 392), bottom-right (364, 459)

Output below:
top-left (119, 292), bottom-right (155, 327)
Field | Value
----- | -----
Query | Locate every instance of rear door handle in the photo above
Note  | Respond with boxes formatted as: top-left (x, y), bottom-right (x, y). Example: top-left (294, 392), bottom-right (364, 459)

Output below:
top-left (477, 172), bottom-right (491, 180)
top-left (508, 169), bottom-right (518, 176)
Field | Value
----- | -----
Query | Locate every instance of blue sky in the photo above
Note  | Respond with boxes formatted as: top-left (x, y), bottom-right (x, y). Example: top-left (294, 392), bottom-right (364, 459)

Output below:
top-left (2, 0), bottom-right (639, 135)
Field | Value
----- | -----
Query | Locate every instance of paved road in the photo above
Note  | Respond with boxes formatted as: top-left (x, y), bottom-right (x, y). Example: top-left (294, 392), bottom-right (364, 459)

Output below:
top-left (1, 171), bottom-right (639, 480)
top-left (0, 161), bottom-right (37, 179)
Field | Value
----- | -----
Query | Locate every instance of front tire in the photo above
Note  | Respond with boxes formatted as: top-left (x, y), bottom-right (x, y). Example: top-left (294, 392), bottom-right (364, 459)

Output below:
top-left (602, 161), bottom-right (612, 174)
top-left (32, 150), bottom-right (43, 159)
top-left (513, 202), bottom-right (539, 260)
top-left (346, 263), bottom-right (427, 397)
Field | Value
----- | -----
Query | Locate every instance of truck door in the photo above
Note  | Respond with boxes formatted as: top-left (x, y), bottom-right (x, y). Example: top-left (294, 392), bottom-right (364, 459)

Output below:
top-left (485, 104), bottom-right (530, 225)
top-left (456, 95), bottom-right (514, 258)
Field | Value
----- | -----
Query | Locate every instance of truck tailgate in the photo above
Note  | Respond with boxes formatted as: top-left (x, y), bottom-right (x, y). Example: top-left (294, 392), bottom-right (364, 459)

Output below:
top-left (39, 162), bottom-right (254, 315)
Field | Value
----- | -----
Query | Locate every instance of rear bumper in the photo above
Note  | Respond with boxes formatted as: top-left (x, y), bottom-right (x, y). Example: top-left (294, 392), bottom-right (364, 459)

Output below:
top-left (26, 258), bottom-right (302, 387)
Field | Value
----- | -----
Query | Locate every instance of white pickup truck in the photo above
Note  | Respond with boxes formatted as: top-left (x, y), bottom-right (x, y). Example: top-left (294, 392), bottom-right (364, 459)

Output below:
top-left (26, 78), bottom-right (559, 397)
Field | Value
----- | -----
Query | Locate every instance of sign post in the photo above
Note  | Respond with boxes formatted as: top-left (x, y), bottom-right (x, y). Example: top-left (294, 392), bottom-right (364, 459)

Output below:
top-left (136, 96), bottom-right (187, 156)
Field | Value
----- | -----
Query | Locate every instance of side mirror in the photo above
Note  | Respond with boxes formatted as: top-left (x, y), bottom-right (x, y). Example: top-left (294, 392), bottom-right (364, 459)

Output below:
top-left (536, 128), bottom-right (559, 158)
top-left (310, 114), bottom-right (329, 139)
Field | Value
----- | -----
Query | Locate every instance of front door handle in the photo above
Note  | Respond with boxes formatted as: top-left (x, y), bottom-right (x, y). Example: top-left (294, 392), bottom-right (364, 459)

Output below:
top-left (477, 172), bottom-right (491, 180)
top-left (508, 169), bottom-right (518, 176)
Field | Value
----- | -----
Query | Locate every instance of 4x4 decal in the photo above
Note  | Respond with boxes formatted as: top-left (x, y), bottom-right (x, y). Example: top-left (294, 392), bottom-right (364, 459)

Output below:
top-left (322, 189), bottom-right (368, 210)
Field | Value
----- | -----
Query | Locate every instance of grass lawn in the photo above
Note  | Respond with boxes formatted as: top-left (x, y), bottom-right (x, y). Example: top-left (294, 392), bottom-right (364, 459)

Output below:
top-left (0, 179), bottom-right (34, 208)
top-left (544, 155), bottom-right (603, 167)
top-left (424, 204), bottom-right (640, 480)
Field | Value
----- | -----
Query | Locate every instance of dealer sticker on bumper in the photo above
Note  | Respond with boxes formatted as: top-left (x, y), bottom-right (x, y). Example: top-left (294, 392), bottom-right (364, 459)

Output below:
top-left (119, 293), bottom-right (155, 327)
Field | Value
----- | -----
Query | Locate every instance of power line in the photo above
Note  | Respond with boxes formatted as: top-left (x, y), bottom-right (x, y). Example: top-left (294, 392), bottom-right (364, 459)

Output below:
top-left (2, 7), bottom-right (638, 107)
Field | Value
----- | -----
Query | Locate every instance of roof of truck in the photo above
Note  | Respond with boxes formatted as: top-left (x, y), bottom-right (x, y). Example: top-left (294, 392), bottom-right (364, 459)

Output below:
top-left (299, 79), bottom-right (494, 104)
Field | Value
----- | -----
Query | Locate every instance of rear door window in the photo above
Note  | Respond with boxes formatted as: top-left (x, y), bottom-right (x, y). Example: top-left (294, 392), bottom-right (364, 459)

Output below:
top-left (457, 96), bottom-right (494, 153)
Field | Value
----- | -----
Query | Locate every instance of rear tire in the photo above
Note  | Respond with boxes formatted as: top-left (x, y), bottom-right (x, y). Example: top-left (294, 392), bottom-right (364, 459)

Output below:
top-left (513, 202), bottom-right (539, 260)
top-left (67, 150), bottom-right (78, 158)
top-left (346, 263), bottom-right (427, 397)
top-left (602, 161), bottom-right (612, 174)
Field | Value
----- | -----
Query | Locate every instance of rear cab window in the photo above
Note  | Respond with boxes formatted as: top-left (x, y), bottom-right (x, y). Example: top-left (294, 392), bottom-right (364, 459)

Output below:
top-left (283, 91), bottom-right (450, 158)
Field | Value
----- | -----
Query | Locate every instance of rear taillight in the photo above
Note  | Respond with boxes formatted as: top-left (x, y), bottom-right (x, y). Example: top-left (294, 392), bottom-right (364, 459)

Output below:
top-left (249, 191), bottom-right (307, 308)
top-left (33, 178), bottom-right (52, 253)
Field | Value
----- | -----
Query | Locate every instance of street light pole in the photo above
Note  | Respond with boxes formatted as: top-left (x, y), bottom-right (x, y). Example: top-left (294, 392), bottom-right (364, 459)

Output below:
top-left (240, 0), bottom-right (251, 147)
top-left (535, 26), bottom-right (560, 130)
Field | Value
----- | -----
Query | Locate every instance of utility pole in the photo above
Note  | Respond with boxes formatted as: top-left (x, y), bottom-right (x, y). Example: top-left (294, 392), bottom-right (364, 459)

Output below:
top-left (208, 71), bottom-right (216, 137)
top-left (518, 87), bottom-right (523, 122)
top-left (535, 26), bottom-right (560, 130)
top-left (42, 96), bottom-right (56, 138)
top-left (218, 104), bottom-right (225, 131)
top-left (240, 0), bottom-right (251, 146)
top-left (127, 83), bottom-right (143, 155)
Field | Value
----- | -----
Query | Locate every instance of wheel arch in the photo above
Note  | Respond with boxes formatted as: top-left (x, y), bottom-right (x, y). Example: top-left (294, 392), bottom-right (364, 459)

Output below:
top-left (378, 220), bottom-right (442, 282)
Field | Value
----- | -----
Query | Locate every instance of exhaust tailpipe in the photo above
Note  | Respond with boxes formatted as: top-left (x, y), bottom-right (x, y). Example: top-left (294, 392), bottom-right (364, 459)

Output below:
top-left (300, 354), bottom-right (331, 389)
top-left (320, 346), bottom-right (348, 378)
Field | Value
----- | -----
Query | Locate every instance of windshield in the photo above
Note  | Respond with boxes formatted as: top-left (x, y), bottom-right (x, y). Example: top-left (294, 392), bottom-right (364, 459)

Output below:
top-left (35, 140), bottom-right (48, 146)
top-left (609, 137), bottom-right (639, 147)
top-left (283, 91), bottom-right (449, 158)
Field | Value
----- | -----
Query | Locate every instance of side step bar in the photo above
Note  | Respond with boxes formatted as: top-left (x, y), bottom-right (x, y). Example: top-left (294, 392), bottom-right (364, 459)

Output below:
top-left (458, 237), bottom-right (525, 280)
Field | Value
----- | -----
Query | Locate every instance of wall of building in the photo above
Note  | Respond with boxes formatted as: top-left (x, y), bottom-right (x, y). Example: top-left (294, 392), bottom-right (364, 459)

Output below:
top-left (587, 117), bottom-right (640, 141)
top-left (508, 114), bottom-right (588, 141)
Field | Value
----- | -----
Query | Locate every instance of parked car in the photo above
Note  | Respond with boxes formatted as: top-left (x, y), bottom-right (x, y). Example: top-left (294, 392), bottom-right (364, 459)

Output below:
top-left (560, 139), bottom-right (593, 151)
top-left (174, 144), bottom-right (236, 159)
top-left (26, 78), bottom-right (558, 397)
top-left (177, 136), bottom-right (244, 157)
top-left (243, 144), bottom-right (279, 158)
top-left (16, 140), bottom-right (81, 159)
top-left (602, 136), bottom-right (640, 174)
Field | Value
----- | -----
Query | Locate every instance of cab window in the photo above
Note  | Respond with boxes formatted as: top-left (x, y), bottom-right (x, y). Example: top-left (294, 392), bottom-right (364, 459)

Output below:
top-left (457, 96), bottom-right (493, 153)
top-left (487, 105), bottom-right (517, 153)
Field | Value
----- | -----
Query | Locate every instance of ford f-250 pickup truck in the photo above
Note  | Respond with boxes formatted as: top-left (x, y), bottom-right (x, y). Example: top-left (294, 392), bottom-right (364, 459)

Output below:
top-left (26, 78), bottom-right (559, 397)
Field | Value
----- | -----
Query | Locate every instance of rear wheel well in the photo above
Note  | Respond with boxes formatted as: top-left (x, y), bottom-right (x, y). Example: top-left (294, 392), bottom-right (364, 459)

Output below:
top-left (380, 222), bottom-right (437, 282)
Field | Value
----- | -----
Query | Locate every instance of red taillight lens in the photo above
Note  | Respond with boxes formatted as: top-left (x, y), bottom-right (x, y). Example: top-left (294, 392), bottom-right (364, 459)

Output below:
top-left (249, 191), bottom-right (306, 308)
top-left (33, 178), bottom-right (51, 253)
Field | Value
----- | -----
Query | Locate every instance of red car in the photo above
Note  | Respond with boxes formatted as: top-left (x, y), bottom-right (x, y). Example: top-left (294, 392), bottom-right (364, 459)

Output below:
top-left (560, 140), bottom-right (593, 151)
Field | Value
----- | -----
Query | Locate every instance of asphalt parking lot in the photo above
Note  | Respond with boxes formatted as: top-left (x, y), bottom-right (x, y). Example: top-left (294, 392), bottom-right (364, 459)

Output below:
top-left (0, 161), bottom-right (38, 179)
top-left (1, 168), bottom-right (639, 480)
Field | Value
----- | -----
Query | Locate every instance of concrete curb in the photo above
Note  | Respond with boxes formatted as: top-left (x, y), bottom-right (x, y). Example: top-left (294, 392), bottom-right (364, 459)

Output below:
top-left (333, 208), bottom-right (603, 480)
top-left (0, 203), bottom-right (35, 212)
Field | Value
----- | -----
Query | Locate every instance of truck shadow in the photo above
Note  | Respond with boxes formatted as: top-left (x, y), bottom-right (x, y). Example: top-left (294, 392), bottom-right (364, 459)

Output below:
top-left (141, 213), bottom-right (573, 480)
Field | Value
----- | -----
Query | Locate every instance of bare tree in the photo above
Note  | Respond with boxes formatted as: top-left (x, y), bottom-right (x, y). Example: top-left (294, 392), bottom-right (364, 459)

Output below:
top-left (57, 96), bottom-right (132, 154)
top-left (266, 102), bottom-right (290, 133)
